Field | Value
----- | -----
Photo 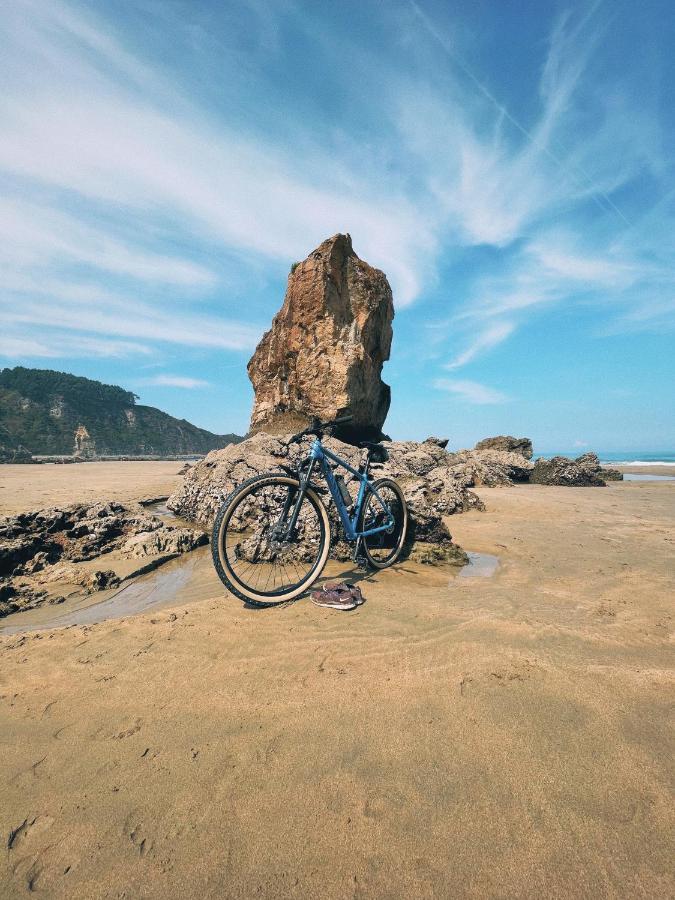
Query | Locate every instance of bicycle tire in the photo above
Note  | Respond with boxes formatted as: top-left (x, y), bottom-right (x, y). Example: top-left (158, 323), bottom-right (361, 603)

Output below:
top-left (358, 477), bottom-right (408, 569)
top-left (211, 473), bottom-right (331, 606)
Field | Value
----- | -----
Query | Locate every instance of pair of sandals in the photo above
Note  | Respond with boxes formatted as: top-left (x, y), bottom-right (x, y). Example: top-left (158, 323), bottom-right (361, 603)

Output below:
top-left (310, 582), bottom-right (365, 610)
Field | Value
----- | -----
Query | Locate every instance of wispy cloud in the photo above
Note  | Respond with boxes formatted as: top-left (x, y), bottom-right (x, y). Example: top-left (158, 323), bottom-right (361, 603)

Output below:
top-left (404, 2), bottom-right (673, 373)
top-left (0, 275), bottom-right (260, 352)
top-left (0, 197), bottom-right (217, 287)
top-left (0, 0), bottom-right (434, 314)
top-left (444, 322), bottom-right (514, 369)
top-left (140, 375), bottom-right (210, 389)
top-left (0, 332), bottom-right (152, 359)
top-left (434, 378), bottom-right (509, 405)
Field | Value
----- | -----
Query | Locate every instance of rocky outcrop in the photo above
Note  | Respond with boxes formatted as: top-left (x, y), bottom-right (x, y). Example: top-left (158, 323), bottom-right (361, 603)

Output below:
top-left (122, 528), bottom-right (207, 558)
top-left (448, 448), bottom-right (534, 486)
top-left (530, 452), bottom-right (620, 486)
top-left (32, 563), bottom-right (121, 593)
top-left (474, 435), bottom-right (533, 460)
top-left (168, 432), bottom-right (482, 561)
top-left (598, 466), bottom-right (624, 481)
top-left (247, 234), bottom-right (394, 443)
top-left (0, 582), bottom-right (66, 617)
top-left (0, 501), bottom-right (207, 617)
top-left (457, 444), bottom-right (620, 487)
top-left (575, 452), bottom-right (623, 482)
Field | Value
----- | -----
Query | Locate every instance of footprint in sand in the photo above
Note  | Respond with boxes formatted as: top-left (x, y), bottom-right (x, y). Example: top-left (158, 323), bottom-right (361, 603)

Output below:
top-left (9, 755), bottom-right (48, 786)
top-left (460, 660), bottom-right (542, 695)
top-left (123, 812), bottom-right (154, 858)
top-left (114, 717), bottom-right (143, 740)
top-left (93, 717), bottom-right (143, 740)
top-left (11, 855), bottom-right (44, 892)
top-left (7, 815), bottom-right (55, 892)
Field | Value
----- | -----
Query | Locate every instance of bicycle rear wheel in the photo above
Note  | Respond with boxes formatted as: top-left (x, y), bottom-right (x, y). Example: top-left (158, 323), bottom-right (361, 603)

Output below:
top-left (358, 477), bottom-right (408, 569)
top-left (211, 473), bottom-right (331, 606)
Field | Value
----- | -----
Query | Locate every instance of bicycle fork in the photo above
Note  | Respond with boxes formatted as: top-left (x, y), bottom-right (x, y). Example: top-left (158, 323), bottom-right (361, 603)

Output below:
top-left (274, 458), bottom-right (316, 541)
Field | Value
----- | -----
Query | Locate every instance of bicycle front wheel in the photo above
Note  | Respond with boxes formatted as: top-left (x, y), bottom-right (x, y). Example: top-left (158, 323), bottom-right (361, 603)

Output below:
top-left (211, 473), bottom-right (331, 606)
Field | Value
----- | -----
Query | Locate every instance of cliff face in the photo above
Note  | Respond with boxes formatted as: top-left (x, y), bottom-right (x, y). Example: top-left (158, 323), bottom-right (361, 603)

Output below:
top-left (247, 233), bottom-right (394, 443)
top-left (0, 367), bottom-right (241, 456)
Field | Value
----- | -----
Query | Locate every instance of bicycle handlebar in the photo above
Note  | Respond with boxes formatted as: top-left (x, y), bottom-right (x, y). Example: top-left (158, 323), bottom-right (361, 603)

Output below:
top-left (288, 415), bottom-right (353, 444)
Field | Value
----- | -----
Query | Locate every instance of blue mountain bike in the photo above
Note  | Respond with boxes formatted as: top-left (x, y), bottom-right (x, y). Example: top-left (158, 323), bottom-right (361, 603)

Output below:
top-left (211, 416), bottom-right (408, 606)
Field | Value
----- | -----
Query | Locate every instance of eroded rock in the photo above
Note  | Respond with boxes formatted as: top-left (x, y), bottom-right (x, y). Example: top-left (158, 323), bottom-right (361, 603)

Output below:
top-left (447, 448), bottom-right (534, 486)
top-left (247, 234), bottom-right (394, 443)
top-left (530, 454), bottom-right (607, 486)
top-left (474, 436), bottom-right (533, 459)
top-left (122, 528), bottom-right (207, 558)
top-left (0, 582), bottom-right (65, 618)
top-left (575, 452), bottom-right (623, 482)
top-left (0, 501), bottom-right (206, 618)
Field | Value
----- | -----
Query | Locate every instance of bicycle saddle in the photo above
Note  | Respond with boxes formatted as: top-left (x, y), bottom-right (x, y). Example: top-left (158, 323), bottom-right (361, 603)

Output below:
top-left (359, 441), bottom-right (389, 463)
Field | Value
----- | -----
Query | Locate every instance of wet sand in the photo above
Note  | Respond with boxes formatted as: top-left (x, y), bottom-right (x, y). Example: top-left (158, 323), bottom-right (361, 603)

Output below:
top-left (1, 471), bottom-right (673, 898)
top-left (616, 464), bottom-right (675, 477)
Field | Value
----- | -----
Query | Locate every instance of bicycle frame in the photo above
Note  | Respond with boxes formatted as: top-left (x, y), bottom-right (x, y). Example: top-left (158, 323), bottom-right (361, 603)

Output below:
top-left (291, 438), bottom-right (394, 542)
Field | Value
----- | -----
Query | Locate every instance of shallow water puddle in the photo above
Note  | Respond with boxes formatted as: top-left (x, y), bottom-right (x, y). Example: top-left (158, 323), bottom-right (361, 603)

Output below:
top-left (622, 473), bottom-right (675, 482)
top-left (458, 552), bottom-right (500, 578)
top-left (144, 500), bottom-right (179, 518)
top-left (65, 555), bottom-right (199, 625)
top-left (1, 546), bottom-right (502, 634)
top-left (0, 549), bottom-right (214, 635)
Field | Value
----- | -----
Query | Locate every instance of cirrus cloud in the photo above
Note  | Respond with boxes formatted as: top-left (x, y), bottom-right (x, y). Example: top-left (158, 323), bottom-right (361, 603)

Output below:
top-left (433, 378), bottom-right (510, 405)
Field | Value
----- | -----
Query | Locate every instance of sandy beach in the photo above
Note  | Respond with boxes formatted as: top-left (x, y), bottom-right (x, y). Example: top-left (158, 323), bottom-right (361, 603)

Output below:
top-left (1, 465), bottom-right (673, 898)
top-left (0, 461), bottom-right (184, 516)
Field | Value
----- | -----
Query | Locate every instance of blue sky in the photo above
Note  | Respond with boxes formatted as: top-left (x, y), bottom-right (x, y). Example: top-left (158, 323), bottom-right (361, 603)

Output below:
top-left (1, 0), bottom-right (674, 451)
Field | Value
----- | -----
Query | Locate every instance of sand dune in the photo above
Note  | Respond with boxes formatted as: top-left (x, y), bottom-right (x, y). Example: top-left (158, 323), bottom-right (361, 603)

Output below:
top-left (1, 473), bottom-right (673, 898)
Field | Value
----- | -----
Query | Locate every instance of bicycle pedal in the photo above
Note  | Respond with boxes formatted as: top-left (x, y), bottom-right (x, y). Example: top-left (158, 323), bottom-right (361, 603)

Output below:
top-left (352, 546), bottom-right (369, 570)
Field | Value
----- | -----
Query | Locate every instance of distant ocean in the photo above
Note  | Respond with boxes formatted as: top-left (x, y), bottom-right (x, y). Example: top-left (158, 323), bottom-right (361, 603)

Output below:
top-left (539, 452), bottom-right (675, 466)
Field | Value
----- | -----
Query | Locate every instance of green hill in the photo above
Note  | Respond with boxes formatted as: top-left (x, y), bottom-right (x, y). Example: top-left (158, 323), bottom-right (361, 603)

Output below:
top-left (0, 367), bottom-right (242, 457)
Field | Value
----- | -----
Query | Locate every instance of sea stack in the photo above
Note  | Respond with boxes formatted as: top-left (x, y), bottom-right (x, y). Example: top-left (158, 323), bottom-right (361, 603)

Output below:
top-left (247, 233), bottom-right (394, 443)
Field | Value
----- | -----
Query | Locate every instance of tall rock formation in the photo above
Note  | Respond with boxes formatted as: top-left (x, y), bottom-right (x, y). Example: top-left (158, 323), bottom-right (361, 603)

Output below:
top-left (247, 234), bottom-right (394, 443)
